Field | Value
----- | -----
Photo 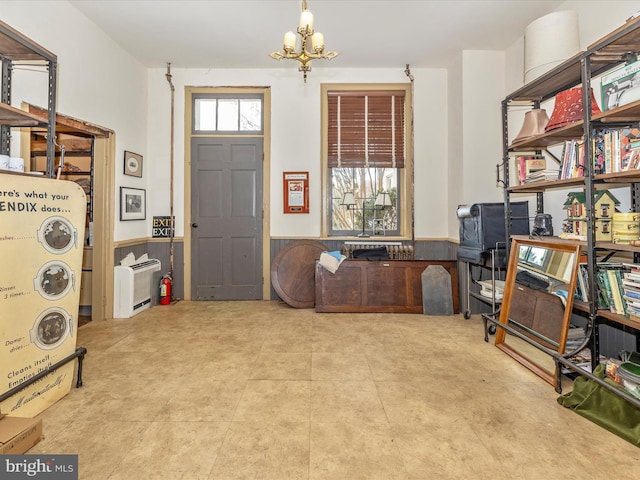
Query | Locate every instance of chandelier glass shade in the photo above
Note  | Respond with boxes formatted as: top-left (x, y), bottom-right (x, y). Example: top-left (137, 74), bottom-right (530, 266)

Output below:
top-left (269, 0), bottom-right (339, 82)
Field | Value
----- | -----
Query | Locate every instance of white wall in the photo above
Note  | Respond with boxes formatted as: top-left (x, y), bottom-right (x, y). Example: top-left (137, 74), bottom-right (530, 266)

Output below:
top-left (2, 1), bottom-right (452, 244)
top-left (447, 53), bottom-right (463, 240)
top-left (7, 1), bottom-right (635, 246)
top-left (413, 68), bottom-right (449, 238)
top-left (146, 67), bottom-right (450, 239)
top-left (1, 1), bottom-right (148, 242)
top-left (445, 50), bottom-right (507, 239)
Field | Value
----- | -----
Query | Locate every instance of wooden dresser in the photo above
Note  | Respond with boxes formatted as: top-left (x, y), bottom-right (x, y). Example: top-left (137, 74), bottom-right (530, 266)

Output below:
top-left (315, 259), bottom-right (458, 313)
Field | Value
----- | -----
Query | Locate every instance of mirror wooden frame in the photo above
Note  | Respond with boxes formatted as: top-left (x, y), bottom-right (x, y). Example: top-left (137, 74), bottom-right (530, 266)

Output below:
top-left (494, 237), bottom-right (581, 387)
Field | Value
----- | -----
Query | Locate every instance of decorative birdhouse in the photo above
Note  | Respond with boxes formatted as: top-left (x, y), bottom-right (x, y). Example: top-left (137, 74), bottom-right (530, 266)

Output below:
top-left (561, 190), bottom-right (620, 241)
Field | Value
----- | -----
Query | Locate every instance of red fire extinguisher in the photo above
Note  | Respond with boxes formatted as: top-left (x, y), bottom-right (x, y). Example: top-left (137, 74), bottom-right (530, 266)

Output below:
top-left (159, 274), bottom-right (172, 305)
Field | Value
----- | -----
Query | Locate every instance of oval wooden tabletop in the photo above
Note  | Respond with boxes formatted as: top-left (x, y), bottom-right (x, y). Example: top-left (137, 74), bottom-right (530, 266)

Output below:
top-left (271, 239), bottom-right (328, 308)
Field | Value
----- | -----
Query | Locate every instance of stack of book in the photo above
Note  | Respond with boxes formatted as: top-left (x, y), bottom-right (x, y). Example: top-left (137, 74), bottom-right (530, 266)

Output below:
top-left (514, 155), bottom-right (558, 184)
top-left (622, 263), bottom-right (640, 321)
top-left (592, 263), bottom-right (624, 314)
top-left (561, 347), bottom-right (606, 374)
top-left (605, 355), bottom-right (640, 400)
top-left (588, 261), bottom-right (640, 319)
top-left (524, 169), bottom-right (560, 183)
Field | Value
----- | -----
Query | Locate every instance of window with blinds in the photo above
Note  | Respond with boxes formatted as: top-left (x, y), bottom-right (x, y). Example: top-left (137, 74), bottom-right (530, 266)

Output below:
top-left (327, 90), bottom-right (405, 168)
top-left (324, 86), bottom-right (410, 237)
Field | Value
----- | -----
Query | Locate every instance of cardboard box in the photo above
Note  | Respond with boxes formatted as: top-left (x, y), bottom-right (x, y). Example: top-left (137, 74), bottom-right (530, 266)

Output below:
top-left (601, 59), bottom-right (640, 111)
top-left (0, 414), bottom-right (43, 454)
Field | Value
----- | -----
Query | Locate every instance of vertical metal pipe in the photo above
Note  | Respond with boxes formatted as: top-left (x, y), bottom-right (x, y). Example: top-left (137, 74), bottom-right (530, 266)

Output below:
top-left (165, 63), bottom-right (175, 279)
top-left (405, 64), bottom-right (415, 247)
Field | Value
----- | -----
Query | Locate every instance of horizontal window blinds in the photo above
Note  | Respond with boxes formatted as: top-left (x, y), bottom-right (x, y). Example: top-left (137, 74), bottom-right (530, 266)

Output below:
top-left (328, 90), bottom-right (405, 168)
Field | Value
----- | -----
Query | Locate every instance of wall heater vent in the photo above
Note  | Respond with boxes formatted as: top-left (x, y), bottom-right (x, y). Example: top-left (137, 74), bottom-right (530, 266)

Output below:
top-left (341, 241), bottom-right (414, 260)
top-left (113, 259), bottom-right (161, 318)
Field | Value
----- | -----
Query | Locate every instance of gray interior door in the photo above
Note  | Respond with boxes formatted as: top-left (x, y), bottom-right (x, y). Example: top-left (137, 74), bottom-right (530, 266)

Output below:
top-left (191, 137), bottom-right (263, 300)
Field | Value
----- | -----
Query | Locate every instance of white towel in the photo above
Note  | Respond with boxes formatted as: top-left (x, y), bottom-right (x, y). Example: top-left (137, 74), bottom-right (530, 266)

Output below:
top-left (319, 251), bottom-right (346, 274)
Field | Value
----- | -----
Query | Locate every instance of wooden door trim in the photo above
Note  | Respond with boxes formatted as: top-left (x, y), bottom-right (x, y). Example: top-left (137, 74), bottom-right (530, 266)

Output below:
top-left (92, 134), bottom-right (115, 320)
top-left (184, 86), bottom-right (271, 300)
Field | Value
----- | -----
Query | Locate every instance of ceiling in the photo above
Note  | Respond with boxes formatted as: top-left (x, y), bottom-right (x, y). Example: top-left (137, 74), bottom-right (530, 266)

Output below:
top-left (68, 0), bottom-right (565, 70)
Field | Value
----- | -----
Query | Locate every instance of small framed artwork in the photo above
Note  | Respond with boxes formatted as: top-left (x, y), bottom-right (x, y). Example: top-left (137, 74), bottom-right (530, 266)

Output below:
top-left (124, 151), bottom-right (143, 177)
top-left (120, 187), bottom-right (146, 221)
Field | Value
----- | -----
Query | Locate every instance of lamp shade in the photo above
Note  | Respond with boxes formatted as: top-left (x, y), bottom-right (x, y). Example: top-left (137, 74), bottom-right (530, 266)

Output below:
top-left (374, 192), bottom-right (392, 207)
top-left (545, 87), bottom-right (601, 131)
top-left (524, 11), bottom-right (580, 84)
top-left (340, 192), bottom-right (356, 206)
top-left (512, 109), bottom-right (549, 144)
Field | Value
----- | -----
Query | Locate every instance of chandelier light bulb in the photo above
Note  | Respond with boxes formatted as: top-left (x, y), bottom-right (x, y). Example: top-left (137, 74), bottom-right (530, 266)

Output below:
top-left (283, 31), bottom-right (296, 52)
top-left (299, 10), bottom-right (314, 34)
top-left (269, 0), bottom-right (339, 82)
top-left (311, 32), bottom-right (324, 53)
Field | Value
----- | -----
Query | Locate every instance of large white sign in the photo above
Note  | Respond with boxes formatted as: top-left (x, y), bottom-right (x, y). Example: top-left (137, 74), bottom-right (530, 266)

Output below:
top-left (0, 174), bottom-right (85, 416)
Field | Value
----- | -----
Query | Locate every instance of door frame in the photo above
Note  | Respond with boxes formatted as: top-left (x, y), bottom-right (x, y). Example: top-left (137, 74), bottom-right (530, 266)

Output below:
top-left (184, 86), bottom-right (271, 300)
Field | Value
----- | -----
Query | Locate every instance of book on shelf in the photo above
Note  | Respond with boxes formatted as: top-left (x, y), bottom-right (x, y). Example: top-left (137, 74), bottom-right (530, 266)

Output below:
top-left (621, 264), bottom-right (640, 318)
top-left (607, 269), bottom-right (627, 314)
top-left (575, 263), bottom-right (589, 302)
top-left (591, 127), bottom-right (640, 173)
top-left (559, 139), bottom-right (585, 179)
top-left (595, 262), bottom-right (631, 314)
top-left (592, 129), bottom-right (606, 174)
top-left (620, 127), bottom-right (640, 170)
top-left (515, 155), bottom-right (546, 185)
top-left (523, 169), bottom-right (560, 183)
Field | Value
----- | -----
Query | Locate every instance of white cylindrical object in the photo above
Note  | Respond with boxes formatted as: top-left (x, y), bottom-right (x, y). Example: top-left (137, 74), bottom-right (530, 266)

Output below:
top-left (312, 32), bottom-right (324, 52)
top-left (524, 10), bottom-right (580, 84)
top-left (8, 156), bottom-right (24, 172)
top-left (284, 31), bottom-right (296, 52)
top-left (299, 10), bottom-right (314, 32)
top-left (0, 154), bottom-right (9, 170)
top-left (456, 205), bottom-right (473, 218)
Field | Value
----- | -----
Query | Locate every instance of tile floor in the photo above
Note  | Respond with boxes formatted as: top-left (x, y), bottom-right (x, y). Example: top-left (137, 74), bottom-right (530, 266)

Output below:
top-left (30, 300), bottom-right (640, 479)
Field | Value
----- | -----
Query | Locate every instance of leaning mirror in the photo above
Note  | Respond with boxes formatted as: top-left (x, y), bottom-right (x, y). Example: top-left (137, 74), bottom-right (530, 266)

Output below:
top-left (494, 237), bottom-right (581, 387)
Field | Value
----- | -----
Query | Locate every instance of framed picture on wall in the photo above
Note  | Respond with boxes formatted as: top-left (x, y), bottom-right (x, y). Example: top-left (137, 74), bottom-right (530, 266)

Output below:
top-left (124, 151), bottom-right (143, 177)
top-left (120, 187), bottom-right (146, 221)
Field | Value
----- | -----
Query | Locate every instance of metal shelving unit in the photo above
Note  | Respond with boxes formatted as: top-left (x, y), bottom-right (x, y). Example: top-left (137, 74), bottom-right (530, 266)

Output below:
top-left (489, 16), bottom-right (640, 408)
top-left (0, 19), bottom-right (57, 176)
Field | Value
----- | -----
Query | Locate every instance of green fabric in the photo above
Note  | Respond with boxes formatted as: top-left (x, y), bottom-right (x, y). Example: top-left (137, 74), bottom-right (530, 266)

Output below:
top-left (557, 364), bottom-right (640, 447)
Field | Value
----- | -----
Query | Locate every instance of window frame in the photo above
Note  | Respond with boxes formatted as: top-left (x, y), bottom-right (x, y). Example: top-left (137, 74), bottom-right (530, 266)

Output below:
top-left (321, 83), bottom-right (413, 239)
top-left (192, 93), bottom-right (264, 134)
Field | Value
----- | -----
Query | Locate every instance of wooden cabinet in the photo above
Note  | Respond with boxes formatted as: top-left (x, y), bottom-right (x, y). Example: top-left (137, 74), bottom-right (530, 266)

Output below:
top-left (315, 259), bottom-right (459, 313)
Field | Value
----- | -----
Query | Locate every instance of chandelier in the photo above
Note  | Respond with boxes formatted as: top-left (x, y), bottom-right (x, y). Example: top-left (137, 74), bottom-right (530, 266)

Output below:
top-left (269, 0), bottom-right (339, 82)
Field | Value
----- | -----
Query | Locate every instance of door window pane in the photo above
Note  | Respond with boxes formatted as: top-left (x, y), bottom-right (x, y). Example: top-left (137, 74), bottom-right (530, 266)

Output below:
top-left (240, 99), bottom-right (262, 131)
top-left (218, 99), bottom-right (239, 131)
top-left (195, 98), bottom-right (217, 131)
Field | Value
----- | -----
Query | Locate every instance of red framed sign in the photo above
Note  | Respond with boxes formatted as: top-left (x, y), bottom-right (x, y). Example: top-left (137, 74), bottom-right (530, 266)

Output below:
top-left (283, 171), bottom-right (309, 214)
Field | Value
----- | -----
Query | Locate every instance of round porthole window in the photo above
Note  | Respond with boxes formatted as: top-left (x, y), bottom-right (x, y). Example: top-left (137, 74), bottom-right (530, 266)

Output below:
top-left (33, 261), bottom-right (74, 300)
top-left (30, 308), bottom-right (73, 350)
top-left (37, 216), bottom-right (77, 254)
